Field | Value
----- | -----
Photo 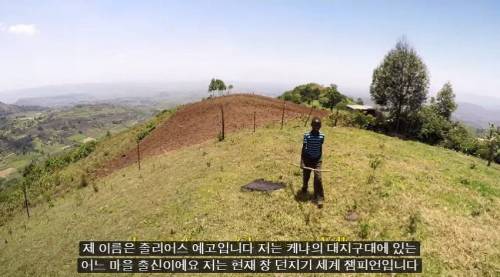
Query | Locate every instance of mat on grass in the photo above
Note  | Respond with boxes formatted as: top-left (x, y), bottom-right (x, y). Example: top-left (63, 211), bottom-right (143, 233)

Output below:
top-left (241, 179), bottom-right (286, 192)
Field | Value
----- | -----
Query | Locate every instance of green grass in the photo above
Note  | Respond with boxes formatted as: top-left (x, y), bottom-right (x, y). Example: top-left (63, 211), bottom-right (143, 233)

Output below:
top-left (0, 118), bottom-right (499, 276)
top-left (68, 133), bottom-right (87, 143)
top-left (0, 107), bottom-right (176, 226)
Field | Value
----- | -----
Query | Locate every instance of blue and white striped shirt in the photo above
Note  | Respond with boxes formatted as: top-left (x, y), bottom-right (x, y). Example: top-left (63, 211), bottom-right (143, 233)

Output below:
top-left (302, 131), bottom-right (325, 160)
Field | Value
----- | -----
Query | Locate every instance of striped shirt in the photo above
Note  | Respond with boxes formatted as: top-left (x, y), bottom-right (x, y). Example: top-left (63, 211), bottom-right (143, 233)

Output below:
top-left (303, 131), bottom-right (325, 160)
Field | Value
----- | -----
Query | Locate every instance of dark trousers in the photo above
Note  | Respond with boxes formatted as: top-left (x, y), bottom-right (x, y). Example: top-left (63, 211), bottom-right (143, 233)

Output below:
top-left (301, 157), bottom-right (324, 200)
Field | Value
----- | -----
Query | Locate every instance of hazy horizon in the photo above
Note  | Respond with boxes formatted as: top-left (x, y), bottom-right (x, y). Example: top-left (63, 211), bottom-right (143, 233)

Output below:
top-left (1, 1), bottom-right (499, 103)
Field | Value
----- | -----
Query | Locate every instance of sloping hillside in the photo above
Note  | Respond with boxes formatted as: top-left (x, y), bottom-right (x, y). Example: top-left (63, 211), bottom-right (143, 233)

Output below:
top-left (0, 95), bottom-right (499, 276)
top-left (100, 94), bottom-right (327, 175)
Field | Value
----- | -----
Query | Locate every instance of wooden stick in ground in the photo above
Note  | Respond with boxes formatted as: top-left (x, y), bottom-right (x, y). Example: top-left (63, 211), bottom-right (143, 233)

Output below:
top-left (253, 111), bottom-right (256, 133)
top-left (137, 141), bottom-right (141, 170)
top-left (220, 105), bottom-right (225, 140)
top-left (304, 106), bottom-right (314, 127)
top-left (281, 99), bottom-right (286, 130)
top-left (23, 184), bottom-right (30, 218)
top-left (288, 162), bottom-right (332, 172)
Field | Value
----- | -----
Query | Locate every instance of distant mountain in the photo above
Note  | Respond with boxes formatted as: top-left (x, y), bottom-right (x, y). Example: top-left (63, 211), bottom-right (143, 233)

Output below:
top-left (0, 101), bottom-right (23, 115)
top-left (1, 81), bottom-right (291, 107)
top-left (0, 101), bottom-right (43, 116)
top-left (457, 94), bottom-right (500, 111)
top-left (15, 93), bottom-right (98, 107)
top-left (454, 102), bottom-right (500, 129)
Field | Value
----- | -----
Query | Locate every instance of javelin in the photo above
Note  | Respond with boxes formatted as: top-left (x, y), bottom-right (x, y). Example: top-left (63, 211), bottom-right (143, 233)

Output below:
top-left (288, 162), bottom-right (332, 172)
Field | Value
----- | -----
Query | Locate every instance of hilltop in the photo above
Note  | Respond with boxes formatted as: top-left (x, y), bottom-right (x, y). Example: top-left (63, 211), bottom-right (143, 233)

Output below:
top-left (0, 94), bottom-right (499, 276)
top-left (101, 94), bottom-right (326, 175)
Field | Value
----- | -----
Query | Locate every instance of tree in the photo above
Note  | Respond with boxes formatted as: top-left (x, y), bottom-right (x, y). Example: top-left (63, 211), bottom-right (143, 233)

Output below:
top-left (356, 98), bottom-right (364, 105)
top-left (281, 90), bottom-right (301, 104)
top-left (208, 78), bottom-right (227, 97)
top-left (319, 84), bottom-right (343, 111)
top-left (227, 84), bottom-right (233, 94)
top-left (215, 79), bottom-right (226, 96)
top-left (208, 78), bottom-right (217, 97)
top-left (435, 82), bottom-right (457, 120)
top-left (442, 123), bottom-right (479, 155)
top-left (417, 106), bottom-right (451, 144)
top-left (279, 83), bottom-right (351, 109)
top-left (300, 83), bottom-right (322, 104)
top-left (370, 38), bottom-right (429, 133)
top-left (486, 123), bottom-right (499, 166)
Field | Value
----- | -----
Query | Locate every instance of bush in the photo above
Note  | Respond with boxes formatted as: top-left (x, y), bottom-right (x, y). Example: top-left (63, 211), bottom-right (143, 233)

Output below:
top-left (278, 83), bottom-right (352, 108)
top-left (353, 112), bottom-right (375, 129)
top-left (359, 223), bottom-right (370, 239)
top-left (280, 91), bottom-right (301, 104)
top-left (416, 106), bottom-right (451, 144)
top-left (328, 110), bottom-right (375, 130)
top-left (327, 110), bottom-right (353, 127)
top-left (442, 124), bottom-right (479, 155)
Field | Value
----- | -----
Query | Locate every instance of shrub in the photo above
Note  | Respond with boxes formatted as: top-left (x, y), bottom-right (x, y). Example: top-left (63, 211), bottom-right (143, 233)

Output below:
top-left (442, 124), bottom-right (479, 155)
top-left (359, 223), bottom-right (370, 239)
top-left (353, 112), bottom-right (375, 129)
top-left (407, 212), bottom-right (421, 234)
top-left (416, 106), bottom-right (450, 144)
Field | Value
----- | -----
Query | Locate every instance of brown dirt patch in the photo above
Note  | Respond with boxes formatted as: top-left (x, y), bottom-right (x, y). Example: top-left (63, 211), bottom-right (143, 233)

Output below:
top-left (98, 94), bottom-right (328, 176)
top-left (0, 168), bottom-right (16, 178)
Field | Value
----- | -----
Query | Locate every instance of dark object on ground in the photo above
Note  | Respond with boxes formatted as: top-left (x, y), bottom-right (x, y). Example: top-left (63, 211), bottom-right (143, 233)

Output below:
top-left (241, 179), bottom-right (286, 192)
top-left (345, 210), bottom-right (359, 221)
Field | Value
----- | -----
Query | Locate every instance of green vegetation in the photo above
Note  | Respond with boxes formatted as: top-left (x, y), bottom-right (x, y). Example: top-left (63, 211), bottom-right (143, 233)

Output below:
top-left (366, 38), bottom-right (499, 165)
top-left (0, 103), bottom-right (158, 187)
top-left (0, 107), bottom-right (176, 226)
top-left (370, 38), bottom-right (429, 132)
top-left (434, 82), bottom-right (457, 120)
top-left (208, 78), bottom-right (229, 97)
top-left (136, 122), bottom-right (156, 141)
top-left (0, 117), bottom-right (498, 276)
top-left (279, 83), bottom-right (351, 110)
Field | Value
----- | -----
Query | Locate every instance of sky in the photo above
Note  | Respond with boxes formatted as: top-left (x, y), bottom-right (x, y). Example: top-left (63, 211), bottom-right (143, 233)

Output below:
top-left (0, 0), bottom-right (499, 101)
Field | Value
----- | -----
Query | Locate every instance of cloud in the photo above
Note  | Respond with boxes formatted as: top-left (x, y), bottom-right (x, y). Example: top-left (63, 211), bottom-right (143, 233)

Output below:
top-left (1, 24), bottom-right (38, 35)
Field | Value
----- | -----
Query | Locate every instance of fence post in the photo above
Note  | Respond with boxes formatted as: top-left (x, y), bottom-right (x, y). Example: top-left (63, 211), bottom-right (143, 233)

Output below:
top-left (23, 184), bottom-right (30, 218)
top-left (137, 141), bottom-right (141, 170)
top-left (220, 105), bottom-right (225, 140)
top-left (253, 111), bottom-right (256, 133)
top-left (304, 106), bottom-right (314, 127)
top-left (281, 99), bottom-right (286, 130)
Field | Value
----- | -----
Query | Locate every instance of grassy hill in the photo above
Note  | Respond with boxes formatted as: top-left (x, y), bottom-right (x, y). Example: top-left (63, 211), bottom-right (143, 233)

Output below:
top-left (0, 95), bottom-right (499, 276)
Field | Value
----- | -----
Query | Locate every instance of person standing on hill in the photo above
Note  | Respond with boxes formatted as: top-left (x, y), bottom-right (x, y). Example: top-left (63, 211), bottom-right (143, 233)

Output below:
top-left (301, 117), bottom-right (325, 208)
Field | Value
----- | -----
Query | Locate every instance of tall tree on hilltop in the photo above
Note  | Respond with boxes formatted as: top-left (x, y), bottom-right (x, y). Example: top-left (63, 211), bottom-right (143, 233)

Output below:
top-left (216, 79), bottom-right (226, 96)
top-left (208, 78), bottom-right (217, 97)
top-left (370, 38), bottom-right (429, 132)
top-left (208, 78), bottom-right (227, 97)
top-left (435, 82), bottom-right (457, 120)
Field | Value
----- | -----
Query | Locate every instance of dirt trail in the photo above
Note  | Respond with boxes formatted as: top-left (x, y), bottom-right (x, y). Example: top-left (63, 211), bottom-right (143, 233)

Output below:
top-left (99, 94), bottom-right (328, 176)
top-left (0, 168), bottom-right (16, 178)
